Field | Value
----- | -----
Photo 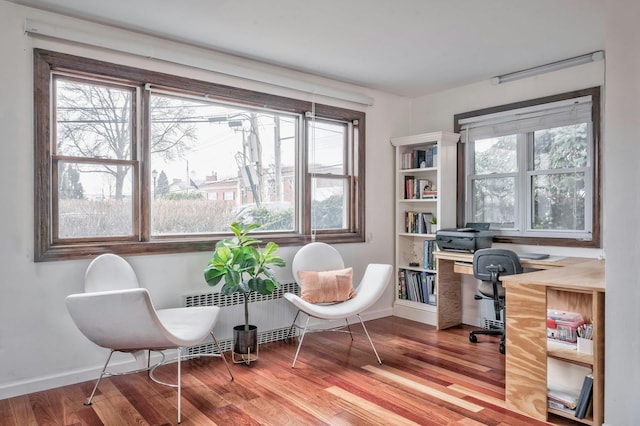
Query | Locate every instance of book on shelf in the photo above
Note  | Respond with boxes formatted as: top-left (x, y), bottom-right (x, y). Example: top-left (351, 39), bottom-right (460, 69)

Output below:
top-left (398, 269), bottom-right (407, 300)
top-left (431, 145), bottom-right (438, 167)
top-left (421, 190), bottom-right (438, 199)
top-left (417, 178), bottom-right (432, 199)
top-left (398, 269), bottom-right (436, 305)
top-left (548, 399), bottom-right (576, 416)
top-left (574, 374), bottom-right (593, 419)
top-left (400, 146), bottom-right (437, 170)
top-left (428, 272), bottom-right (436, 305)
top-left (419, 272), bottom-right (429, 304)
top-left (403, 175), bottom-right (436, 200)
top-left (404, 211), bottom-right (432, 234)
top-left (414, 149), bottom-right (426, 168)
top-left (423, 240), bottom-right (436, 269)
top-left (404, 175), bottom-right (415, 199)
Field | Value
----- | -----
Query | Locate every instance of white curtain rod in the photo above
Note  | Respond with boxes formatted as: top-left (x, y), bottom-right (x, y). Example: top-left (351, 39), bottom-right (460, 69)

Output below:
top-left (24, 18), bottom-right (375, 106)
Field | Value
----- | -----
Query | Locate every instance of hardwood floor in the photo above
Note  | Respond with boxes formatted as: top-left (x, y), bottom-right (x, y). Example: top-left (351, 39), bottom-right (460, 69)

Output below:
top-left (1, 317), bottom-right (582, 425)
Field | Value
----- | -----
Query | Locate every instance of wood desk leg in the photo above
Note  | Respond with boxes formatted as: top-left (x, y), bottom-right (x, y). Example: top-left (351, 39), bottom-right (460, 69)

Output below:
top-left (436, 258), bottom-right (462, 330)
top-left (505, 282), bottom-right (547, 421)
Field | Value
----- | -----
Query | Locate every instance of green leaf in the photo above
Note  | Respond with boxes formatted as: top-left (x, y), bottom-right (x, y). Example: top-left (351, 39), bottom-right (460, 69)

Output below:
top-left (204, 222), bottom-right (285, 299)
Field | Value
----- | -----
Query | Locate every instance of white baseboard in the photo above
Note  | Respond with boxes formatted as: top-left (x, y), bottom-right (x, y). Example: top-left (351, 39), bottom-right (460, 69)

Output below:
top-left (0, 355), bottom-right (144, 400)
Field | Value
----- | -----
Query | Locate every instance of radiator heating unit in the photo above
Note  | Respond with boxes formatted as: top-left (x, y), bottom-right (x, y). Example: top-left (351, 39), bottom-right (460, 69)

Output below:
top-left (183, 282), bottom-right (299, 356)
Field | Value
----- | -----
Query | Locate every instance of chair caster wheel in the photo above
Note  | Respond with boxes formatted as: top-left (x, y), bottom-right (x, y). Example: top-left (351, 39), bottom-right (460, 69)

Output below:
top-left (499, 343), bottom-right (505, 354)
top-left (469, 333), bottom-right (477, 343)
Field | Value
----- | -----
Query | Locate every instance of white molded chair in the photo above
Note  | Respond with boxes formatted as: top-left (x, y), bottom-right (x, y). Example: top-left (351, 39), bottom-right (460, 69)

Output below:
top-left (284, 242), bottom-right (393, 368)
top-left (66, 254), bottom-right (233, 424)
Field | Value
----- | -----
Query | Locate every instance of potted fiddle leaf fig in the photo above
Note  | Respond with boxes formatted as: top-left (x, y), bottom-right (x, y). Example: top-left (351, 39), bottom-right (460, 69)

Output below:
top-left (204, 221), bottom-right (285, 363)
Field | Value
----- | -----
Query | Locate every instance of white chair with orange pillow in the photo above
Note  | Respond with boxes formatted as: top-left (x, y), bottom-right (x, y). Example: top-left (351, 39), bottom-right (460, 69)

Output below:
top-left (284, 242), bottom-right (393, 368)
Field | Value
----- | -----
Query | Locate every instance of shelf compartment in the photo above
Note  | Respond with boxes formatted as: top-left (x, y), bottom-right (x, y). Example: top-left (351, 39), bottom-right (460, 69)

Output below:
top-left (548, 408), bottom-right (594, 425)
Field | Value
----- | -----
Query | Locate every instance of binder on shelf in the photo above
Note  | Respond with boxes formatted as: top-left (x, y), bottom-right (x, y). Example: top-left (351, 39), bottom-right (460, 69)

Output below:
top-left (575, 374), bottom-right (593, 419)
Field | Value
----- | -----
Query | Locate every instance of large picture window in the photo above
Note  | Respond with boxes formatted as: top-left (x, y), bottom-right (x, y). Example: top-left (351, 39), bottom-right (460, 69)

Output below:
top-left (34, 49), bottom-right (365, 261)
top-left (454, 87), bottom-right (600, 248)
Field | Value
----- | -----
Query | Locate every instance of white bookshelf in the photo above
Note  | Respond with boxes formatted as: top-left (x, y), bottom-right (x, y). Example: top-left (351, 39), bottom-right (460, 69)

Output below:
top-left (390, 131), bottom-right (459, 326)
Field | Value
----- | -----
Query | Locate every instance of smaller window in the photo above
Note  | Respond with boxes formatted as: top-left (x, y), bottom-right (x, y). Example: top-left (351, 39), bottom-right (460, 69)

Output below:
top-left (455, 87), bottom-right (601, 248)
top-left (53, 76), bottom-right (138, 241)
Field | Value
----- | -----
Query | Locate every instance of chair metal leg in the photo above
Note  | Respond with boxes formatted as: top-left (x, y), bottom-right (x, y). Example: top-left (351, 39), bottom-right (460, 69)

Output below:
top-left (291, 315), bottom-right (310, 368)
top-left (357, 314), bottom-right (382, 365)
top-left (177, 348), bottom-right (182, 424)
top-left (345, 319), bottom-right (354, 341)
top-left (211, 333), bottom-right (234, 381)
top-left (84, 350), bottom-right (115, 406)
top-left (287, 310), bottom-right (301, 340)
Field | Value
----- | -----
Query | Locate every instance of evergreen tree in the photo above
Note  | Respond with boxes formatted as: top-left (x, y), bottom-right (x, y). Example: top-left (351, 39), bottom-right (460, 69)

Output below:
top-left (59, 164), bottom-right (84, 199)
top-left (157, 170), bottom-right (170, 198)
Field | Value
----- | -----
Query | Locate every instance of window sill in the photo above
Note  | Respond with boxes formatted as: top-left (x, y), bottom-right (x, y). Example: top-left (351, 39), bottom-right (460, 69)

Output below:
top-left (34, 232), bottom-right (366, 262)
top-left (492, 235), bottom-right (600, 249)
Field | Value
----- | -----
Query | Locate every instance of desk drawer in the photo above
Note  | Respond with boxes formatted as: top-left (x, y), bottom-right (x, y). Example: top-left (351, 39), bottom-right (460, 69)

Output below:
top-left (453, 261), bottom-right (473, 275)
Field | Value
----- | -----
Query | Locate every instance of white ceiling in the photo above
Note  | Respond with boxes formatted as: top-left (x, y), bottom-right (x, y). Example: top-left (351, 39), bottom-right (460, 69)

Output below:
top-left (10, 0), bottom-right (605, 97)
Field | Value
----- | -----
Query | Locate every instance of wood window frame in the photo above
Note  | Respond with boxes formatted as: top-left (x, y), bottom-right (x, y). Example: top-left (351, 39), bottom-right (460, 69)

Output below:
top-left (34, 49), bottom-right (366, 261)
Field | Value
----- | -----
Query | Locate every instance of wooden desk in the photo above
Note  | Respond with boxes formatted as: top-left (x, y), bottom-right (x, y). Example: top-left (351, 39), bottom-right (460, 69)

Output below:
top-left (433, 251), bottom-right (589, 330)
top-left (433, 251), bottom-right (603, 425)
top-left (502, 259), bottom-right (605, 425)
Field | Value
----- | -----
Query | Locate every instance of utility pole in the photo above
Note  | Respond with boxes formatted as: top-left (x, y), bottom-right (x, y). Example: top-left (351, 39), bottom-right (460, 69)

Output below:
top-left (274, 116), bottom-right (282, 201)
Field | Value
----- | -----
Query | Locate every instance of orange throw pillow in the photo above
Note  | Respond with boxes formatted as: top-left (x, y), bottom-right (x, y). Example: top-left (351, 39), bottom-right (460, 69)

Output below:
top-left (298, 267), bottom-right (356, 303)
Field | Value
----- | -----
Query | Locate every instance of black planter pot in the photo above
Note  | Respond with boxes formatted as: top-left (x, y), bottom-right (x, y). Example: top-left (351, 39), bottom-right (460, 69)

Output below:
top-left (232, 324), bottom-right (258, 364)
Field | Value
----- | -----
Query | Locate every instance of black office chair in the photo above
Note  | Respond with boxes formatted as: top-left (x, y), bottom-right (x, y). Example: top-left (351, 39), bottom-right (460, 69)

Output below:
top-left (469, 248), bottom-right (522, 354)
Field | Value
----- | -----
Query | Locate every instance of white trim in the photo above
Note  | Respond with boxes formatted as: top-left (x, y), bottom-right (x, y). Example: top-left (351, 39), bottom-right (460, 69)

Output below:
top-left (25, 18), bottom-right (375, 106)
top-left (0, 353), bottom-right (147, 400)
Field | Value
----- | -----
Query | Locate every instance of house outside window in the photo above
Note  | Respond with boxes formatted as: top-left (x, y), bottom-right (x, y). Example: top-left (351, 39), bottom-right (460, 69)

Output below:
top-left (454, 87), bottom-right (601, 248)
top-left (34, 49), bottom-right (365, 261)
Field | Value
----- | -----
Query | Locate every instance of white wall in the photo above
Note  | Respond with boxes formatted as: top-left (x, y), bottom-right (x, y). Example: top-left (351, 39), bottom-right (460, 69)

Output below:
top-left (602, 1), bottom-right (640, 424)
top-left (0, 1), bottom-right (411, 398)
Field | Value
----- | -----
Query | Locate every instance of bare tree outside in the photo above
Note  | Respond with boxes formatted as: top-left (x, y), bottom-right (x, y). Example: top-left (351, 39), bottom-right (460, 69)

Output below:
top-left (56, 79), bottom-right (198, 199)
top-left (472, 124), bottom-right (588, 231)
top-left (55, 78), bottom-right (198, 237)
